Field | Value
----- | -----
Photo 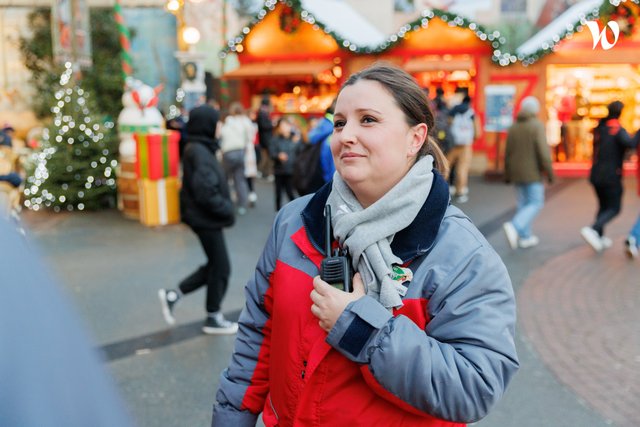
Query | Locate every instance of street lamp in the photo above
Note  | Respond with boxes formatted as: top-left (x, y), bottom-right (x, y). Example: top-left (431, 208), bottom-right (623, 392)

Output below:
top-left (181, 26), bottom-right (201, 47)
top-left (165, 0), bottom-right (181, 13)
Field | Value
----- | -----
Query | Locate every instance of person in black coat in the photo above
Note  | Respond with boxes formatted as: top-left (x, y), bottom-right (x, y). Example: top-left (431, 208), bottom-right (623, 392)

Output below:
top-left (158, 104), bottom-right (238, 334)
top-left (256, 96), bottom-right (274, 178)
top-left (269, 117), bottom-right (299, 210)
top-left (581, 100), bottom-right (640, 252)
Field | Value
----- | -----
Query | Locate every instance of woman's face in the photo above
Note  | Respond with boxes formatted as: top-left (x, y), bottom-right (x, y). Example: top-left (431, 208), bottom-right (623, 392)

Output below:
top-left (331, 79), bottom-right (427, 207)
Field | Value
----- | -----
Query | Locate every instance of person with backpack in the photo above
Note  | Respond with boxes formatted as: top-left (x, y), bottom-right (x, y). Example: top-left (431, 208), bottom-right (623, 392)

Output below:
top-left (447, 95), bottom-right (478, 203)
top-left (295, 102), bottom-right (336, 195)
top-left (432, 93), bottom-right (453, 155)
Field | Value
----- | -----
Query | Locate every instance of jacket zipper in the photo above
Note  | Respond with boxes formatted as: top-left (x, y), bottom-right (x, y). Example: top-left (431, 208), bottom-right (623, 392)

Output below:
top-left (269, 394), bottom-right (279, 421)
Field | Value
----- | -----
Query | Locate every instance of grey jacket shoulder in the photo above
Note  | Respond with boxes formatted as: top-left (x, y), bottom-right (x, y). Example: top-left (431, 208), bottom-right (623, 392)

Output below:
top-left (327, 204), bottom-right (519, 423)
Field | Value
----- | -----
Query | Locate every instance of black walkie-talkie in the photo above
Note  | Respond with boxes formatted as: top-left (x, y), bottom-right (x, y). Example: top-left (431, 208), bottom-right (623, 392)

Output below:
top-left (320, 205), bottom-right (352, 292)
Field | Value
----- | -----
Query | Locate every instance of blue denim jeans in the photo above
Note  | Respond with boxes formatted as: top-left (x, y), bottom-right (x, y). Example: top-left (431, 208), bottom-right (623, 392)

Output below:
top-left (629, 213), bottom-right (640, 242)
top-left (512, 182), bottom-right (545, 239)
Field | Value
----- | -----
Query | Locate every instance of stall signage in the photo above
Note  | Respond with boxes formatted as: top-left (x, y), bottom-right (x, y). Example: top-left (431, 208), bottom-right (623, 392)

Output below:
top-left (484, 85), bottom-right (516, 132)
top-left (586, 20), bottom-right (620, 50)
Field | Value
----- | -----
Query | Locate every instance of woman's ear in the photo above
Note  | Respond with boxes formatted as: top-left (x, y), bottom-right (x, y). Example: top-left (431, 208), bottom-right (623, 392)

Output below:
top-left (409, 123), bottom-right (428, 156)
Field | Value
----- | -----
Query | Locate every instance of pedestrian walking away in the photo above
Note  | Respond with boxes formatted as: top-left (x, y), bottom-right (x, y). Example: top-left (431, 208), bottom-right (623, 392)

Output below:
top-left (624, 141), bottom-right (640, 259)
top-left (158, 103), bottom-right (238, 335)
top-left (580, 100), bottom-right (639, 253)
top-left (269, 117), bottom-right (299, 210)
top-left (625, 213), bottom-right (640, 259)
top-left (256, 96), bottom-right (275, 179)
top-left (220, 102), bottom-right (254, 216)
top-left (446, 94), bottom-right (480, 203)
top-left (502, 96), bottom-right (555, 250)
top-left (212, 64), bottom-right (518, 426)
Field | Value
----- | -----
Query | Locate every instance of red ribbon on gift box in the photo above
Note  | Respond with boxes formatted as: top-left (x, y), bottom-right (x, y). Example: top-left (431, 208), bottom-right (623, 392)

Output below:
top-left (134, 131), bottom-right (180, 180)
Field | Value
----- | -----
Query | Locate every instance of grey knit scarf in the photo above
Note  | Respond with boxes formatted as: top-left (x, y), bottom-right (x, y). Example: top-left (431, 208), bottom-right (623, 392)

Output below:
top-left (326, 155), bottom-right (434, 310)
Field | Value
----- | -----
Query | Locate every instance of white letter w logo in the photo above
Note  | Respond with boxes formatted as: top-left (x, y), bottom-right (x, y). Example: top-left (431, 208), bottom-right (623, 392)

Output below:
top-left (586, 20), bottom-right (620, 50)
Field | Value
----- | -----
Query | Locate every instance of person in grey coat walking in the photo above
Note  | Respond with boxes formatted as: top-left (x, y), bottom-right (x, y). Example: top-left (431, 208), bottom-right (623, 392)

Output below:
top-left (502, 96), bottom-right (555, 249)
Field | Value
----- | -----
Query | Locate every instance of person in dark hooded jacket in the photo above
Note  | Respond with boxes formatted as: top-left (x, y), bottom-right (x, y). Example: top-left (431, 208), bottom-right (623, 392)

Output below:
top-left (580, 101), bottom-right (640, 253)
top-left (158, 103), bottom-right (238, 334)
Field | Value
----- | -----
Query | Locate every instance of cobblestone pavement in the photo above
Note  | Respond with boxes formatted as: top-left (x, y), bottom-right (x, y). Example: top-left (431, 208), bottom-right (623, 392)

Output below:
top-left (17, 175), bottom-right (640, 427)
top-left (519, 239), bottom-right (640, 427)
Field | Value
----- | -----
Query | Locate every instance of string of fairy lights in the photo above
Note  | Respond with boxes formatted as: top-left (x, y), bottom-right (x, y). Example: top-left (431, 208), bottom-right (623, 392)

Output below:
top-left (516, 6), bottom-right (601, 66)
top-left (219, 0), bottom-right (515, 66)
top-left (24, 62), bottom-right (117, 212)
top-left (220, 0), bottom-right (639, 67)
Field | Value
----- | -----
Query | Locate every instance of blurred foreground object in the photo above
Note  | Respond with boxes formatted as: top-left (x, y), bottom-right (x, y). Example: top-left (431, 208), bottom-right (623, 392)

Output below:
top-left (0, 218), bottom-right (135, 427)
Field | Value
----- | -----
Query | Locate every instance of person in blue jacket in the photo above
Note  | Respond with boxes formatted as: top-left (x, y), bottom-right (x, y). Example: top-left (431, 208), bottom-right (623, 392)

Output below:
top-left (307, 101), bottom-right (336, 184)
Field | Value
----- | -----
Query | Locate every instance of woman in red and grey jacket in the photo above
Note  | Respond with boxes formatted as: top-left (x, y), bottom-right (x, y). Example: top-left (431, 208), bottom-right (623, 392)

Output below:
top-left (212, 65), bottom-right (519, 427)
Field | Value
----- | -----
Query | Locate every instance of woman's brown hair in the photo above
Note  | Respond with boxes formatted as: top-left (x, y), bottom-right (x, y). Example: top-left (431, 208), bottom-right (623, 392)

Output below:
top-left (339, 63), bottom-right (448, 176)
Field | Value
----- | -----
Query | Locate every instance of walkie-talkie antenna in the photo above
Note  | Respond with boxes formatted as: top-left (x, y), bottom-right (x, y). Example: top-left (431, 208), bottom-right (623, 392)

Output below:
top-left (324, 204), bottom-right (332, 256)
top-left (320, 204), bottom-right (352, 292)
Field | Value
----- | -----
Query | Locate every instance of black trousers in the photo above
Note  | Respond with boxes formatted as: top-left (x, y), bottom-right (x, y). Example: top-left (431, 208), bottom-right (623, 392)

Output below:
top-left (591, 180), bottom-right (623, 236)
top-left (274, 174), bottom-right (295, 210)
top-left (178, 227), bottom-right (230, 314)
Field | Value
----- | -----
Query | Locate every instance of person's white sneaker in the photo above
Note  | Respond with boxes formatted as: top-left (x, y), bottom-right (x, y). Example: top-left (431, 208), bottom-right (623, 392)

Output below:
top-left (600, 236), bottom-right (612, 249)
top-left (158, 289), bottom-right (178, 325)
top-left (202, 313), bottom-right (238, 335)
top-left (248, 192), bottom-right (257, 207)
top-left (625, 236), bottom-right (638, 259)
top-left (503, 222), bottom-right (519, 250)
top-left (454, 194), bottom-right (469, 203)
top-left (518, 235), bottom-right (540, 249)
top-left (580, 226), bottom-right (603, 253)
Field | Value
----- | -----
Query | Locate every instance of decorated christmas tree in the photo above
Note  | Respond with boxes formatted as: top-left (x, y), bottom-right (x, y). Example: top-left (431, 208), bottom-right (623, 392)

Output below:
top-left (24, 62), bottom-right (118, 212)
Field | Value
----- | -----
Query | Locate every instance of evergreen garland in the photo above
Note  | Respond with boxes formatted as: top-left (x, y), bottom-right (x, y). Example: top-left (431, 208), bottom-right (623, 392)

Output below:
top-left (377, 9), bottom-right (514, 66)
top-left (600, 0), bottom-right (639, 37)
top-left (220, 0), bottom-right (511, 62)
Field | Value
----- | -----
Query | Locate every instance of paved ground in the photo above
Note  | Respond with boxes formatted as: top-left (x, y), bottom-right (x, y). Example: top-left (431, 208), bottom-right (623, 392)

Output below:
top-left (17, 175), bottom-right (640, 427)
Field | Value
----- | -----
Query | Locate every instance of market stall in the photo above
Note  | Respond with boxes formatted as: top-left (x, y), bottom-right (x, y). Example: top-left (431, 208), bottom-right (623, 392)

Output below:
top-left (221, 0), bottom-right (387, 120)
top-left (483, 0), bottom-right (640, 177)
top-left (354, 8), bottom-right (511, 175)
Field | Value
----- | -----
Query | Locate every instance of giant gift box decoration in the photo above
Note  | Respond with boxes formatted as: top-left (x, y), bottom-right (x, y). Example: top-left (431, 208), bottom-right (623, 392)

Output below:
top-left (116, 79), bottom-right (166, 219)
top-left (134, 131), bottom-right (180, 180)
top-left (138, 177), bottom-right (180, 226)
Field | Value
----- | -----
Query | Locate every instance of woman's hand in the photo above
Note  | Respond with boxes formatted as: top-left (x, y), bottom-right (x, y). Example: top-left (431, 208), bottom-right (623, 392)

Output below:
top-left (310, 273), bottom-right (366, 332)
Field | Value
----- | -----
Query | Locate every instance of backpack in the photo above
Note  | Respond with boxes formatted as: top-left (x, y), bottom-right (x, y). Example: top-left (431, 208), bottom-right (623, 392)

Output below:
top-left (433, 110), bottom-right (453, 153)
top-left (450, 108), bottom-right (475, 146)
top-left (293, 140), bottom-right (325, 196)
